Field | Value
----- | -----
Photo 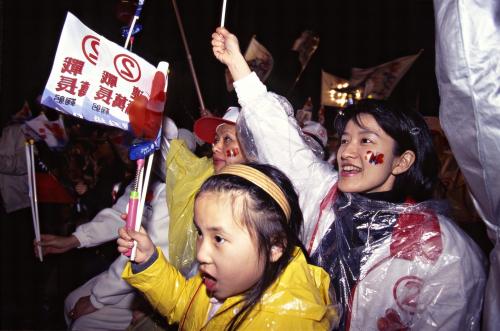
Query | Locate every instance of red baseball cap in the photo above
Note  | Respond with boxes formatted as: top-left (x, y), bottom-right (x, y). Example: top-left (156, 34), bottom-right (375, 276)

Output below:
top-left (193, 107), bottom-right (240, 144)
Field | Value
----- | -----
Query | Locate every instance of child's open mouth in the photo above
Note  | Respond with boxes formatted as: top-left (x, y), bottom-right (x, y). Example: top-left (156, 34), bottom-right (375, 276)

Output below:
top-left (202, 272), bottom-right (217, 292)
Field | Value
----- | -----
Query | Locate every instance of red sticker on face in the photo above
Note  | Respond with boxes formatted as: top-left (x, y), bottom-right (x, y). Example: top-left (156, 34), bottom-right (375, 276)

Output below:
top-left (226, 148), bottom-right (239, 158)
top-left (366, 151), bottom-right (384, 165)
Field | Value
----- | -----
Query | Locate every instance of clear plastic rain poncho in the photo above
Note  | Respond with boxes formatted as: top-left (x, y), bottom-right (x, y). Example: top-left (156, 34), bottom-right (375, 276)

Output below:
top-left (312, 192), bottom-right (486, 330)
top-left (232, 72), bottom-right (487, 330)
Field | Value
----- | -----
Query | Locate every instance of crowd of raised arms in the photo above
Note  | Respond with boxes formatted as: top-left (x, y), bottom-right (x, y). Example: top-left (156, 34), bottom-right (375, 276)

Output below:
top-left (22, 27), bottom-right (486, 331)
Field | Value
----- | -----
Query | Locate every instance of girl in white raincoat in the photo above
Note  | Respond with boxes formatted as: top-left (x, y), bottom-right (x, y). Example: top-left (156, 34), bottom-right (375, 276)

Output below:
top-left (212, 27), bottom-right (487, 330)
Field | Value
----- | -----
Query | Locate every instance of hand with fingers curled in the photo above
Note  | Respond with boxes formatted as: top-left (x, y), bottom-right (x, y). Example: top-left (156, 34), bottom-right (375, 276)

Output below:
top-left (117, 226), bottom-right (155, 264)
top-left (68, 295), bottom-right (97, 321)
top-left (33, 234), bottom-right (80, 258)
top-left (211, 27), bottom-right (251, 81)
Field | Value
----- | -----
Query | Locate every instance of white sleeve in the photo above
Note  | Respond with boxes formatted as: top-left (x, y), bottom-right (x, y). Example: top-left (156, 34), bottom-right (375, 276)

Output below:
top-left (73, 183), bottom-right (132, 248)
top-left (234, 72), bottom-right (338, 243)
top-left (89, 181), bottom-right (170, 308)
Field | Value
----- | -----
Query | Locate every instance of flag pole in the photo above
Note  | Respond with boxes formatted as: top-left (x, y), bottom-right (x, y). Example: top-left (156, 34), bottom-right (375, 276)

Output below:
top-left (171, 0), bottom-right (206, 111)
top-left (220, 0), bottom-right (228, 27)
top-left (27, 140), bottom-right (43, 262)
top-left (131, 152), bottom-right (154, 260)
top-left (287, 64), bottom-right (307, 97)
top-left (124, 0), bottom-right (145, 50)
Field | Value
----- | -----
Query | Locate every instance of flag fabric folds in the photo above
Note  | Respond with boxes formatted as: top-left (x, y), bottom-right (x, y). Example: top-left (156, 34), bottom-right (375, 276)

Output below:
top-left (225, 36), bottom-right (273, 91)
top-left (41, 12), bottom-right (159, 130)
top-left (349, 50), bottom-right (423, 99)
top-left (25, 113), bottom-right (68, 150)
top-left (292, 30), bottom-right (320, 69)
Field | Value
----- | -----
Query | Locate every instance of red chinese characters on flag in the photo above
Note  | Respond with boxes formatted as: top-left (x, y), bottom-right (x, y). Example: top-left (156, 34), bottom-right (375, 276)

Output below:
top-left (41, 12), bottom-right (160, 130)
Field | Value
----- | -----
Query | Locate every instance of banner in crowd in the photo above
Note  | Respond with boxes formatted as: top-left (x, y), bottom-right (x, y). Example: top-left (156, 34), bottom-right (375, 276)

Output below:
top-left (41, 12), bottom-right (158, 130)
top-left (225, 36), bottom-right (273, 91)
top-left (320, 70), bottom-right (349, 107)
top-left (349, 50), bottom-right (423, 99)
top-left (25, 113), bottom-right (68, 150)
top-left (292, 30), bottom-right (320, 68)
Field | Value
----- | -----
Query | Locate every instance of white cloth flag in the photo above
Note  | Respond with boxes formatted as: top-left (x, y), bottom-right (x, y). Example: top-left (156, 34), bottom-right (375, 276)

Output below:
top-left (25, 113), bottom-right (68, 150)
top-left (225, 36), bottom-right (273, 91)
top-left (349, 50), bottom-right (422, 100)
top-left (41, 12), bottom-right (158, 130)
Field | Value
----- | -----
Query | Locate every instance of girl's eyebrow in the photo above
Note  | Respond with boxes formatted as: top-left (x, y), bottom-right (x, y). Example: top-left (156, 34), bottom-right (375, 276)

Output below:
top-left (193, 220), bottom-right (228, 234)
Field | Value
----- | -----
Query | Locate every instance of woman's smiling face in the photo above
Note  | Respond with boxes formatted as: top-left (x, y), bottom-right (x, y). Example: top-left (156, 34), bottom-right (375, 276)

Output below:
top-left (337, 113), bottom-right (403, 194)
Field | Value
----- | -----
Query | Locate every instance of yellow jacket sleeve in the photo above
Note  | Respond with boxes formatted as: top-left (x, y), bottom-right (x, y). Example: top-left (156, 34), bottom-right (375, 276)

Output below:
top-left (122, 247), bottom-right (203, 324)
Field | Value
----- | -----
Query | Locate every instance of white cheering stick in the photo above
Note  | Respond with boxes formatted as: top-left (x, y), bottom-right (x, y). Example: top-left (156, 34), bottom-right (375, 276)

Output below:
top-left (26, 140), bottom-right (42, 262)
top-left (130, 152), bottom-right (154, 261)
top-left (220, 0), bottom-right (227, 27)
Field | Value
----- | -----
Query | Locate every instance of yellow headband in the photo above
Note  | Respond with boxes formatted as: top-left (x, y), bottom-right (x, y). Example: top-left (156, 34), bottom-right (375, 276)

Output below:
top-left (217, 164), bottom-right (291, 221)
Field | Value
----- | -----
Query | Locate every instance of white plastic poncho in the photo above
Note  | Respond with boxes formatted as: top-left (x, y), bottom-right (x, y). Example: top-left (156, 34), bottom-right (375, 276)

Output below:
top-left (433, 1), bottom-right (500, 329)
top-left (234, 71), bottom-right (487, 330)
top-left (234, 72), bottom-right (338, 252)
top-left (312, 192), bottom-right (486, 330)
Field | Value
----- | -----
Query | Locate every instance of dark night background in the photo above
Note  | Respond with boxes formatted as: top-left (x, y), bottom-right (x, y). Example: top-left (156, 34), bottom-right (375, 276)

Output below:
top-left (0, 0), bottom-right (439, 131)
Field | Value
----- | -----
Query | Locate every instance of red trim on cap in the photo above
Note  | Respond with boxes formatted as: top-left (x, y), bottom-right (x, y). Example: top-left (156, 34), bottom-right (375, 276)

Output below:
top-left (193, 117), bottom-right (235, 144)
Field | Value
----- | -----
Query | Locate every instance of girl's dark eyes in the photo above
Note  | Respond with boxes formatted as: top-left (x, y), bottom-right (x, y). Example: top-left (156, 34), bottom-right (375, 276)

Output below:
top-left (214, 235), bottom-right (225, 244)
top-left (223, 136), bottom-right (232, 144)
top-left (340, 138), bottom-right (348, 144)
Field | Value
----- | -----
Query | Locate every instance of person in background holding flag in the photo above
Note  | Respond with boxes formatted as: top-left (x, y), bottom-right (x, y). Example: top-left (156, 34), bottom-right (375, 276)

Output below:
top-left (35, 117), bottom-right (183, 331)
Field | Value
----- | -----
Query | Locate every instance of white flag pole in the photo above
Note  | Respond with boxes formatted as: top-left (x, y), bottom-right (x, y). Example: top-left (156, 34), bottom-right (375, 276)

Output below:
top-left (131, 152), bottom-right (154, 261)
top-left (220, 0), bottom-right (228, 27)
top-left (28, 140), bottom-right (43, 262)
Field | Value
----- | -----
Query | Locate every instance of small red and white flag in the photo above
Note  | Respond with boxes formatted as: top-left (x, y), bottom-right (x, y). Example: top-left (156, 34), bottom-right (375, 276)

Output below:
top-left (25, 113), bottom-right (68, 150)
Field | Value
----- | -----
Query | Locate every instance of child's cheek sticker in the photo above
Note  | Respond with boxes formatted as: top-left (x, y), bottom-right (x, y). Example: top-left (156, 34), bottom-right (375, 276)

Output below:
top-left (366, 151), bottom-right (384, 165)
top-left (225, 147), bottom-right (239, 158)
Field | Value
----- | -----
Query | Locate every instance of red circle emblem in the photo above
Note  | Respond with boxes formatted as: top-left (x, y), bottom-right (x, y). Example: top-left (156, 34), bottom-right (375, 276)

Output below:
top-left (113, 54), bottom-right (141, 82)
top-left (393, 276), bottom-right (424, 313)
top-left (82, 35), bottom-right (100, 65)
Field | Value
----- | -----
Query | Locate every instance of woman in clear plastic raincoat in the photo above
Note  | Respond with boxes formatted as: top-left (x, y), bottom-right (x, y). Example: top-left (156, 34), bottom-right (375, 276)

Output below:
top-left (120, 164), bottom-right (339, 330)
top-left (212, 27), bottom-right (487, 330)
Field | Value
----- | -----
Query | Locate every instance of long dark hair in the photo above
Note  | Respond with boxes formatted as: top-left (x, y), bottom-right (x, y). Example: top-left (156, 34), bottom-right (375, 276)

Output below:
top-left (334, 99), bottom-right (439, 201)
top-left (196, 163), bottom-right (304, 331)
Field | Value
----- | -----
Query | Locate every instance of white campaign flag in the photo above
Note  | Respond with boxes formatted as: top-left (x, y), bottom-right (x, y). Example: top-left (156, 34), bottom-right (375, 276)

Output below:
top-left (41, 12), bottom-right (161, 130)
top-left (349, 50), bottom-right (422, 99)
top-left (225, 36), bottom-right (273, 91)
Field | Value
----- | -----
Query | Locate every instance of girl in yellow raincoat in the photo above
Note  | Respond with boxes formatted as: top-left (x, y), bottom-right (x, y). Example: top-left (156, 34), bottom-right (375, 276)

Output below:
top-left (119, 163), bottom-right (339, 330)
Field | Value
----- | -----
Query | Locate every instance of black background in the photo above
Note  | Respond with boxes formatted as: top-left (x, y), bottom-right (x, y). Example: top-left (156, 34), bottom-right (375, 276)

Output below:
top-left (1, 0), bottom-right (439, 130)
